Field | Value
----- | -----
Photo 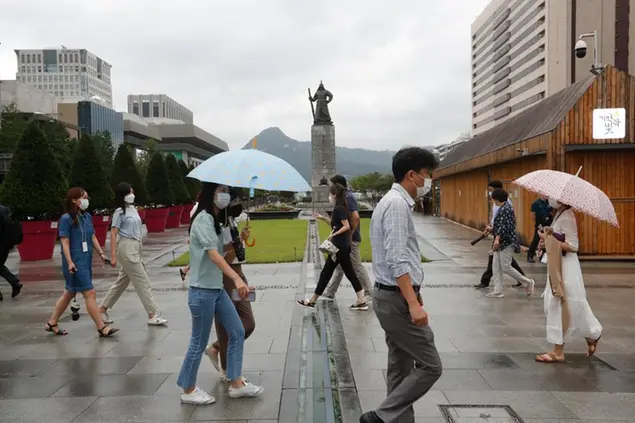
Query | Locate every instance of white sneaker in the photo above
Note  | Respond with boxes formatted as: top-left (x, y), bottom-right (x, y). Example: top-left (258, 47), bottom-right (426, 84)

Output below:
top-left (363, 294), bottom-right (373, 304)
top-left (228, 381), bottom-right (264, 398)
top-left (101, 312), bottom-right (113, 324)
top-left (526, 279), bottom-right (535, 297)
top-left (148, 313), bottom-right (168, 326)
top-left (205, 346), bottom-right (221, 372)
top-left (180, 387), bottom-right (216, 405)
top-left (485, 292), bottom-right (504, 298)
top-left (219, 369), bottom-right (229, 382)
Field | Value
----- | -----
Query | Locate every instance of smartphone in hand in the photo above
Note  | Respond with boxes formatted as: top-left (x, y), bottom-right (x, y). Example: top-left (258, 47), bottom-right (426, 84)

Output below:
top-left (231, 288), bottom-right (256, 302)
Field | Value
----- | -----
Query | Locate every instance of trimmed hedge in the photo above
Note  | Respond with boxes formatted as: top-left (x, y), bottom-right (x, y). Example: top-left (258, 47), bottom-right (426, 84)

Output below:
top-left (145, 152), bottom-right (174, 207)
top-left (69, 134), bottom-right (113, 212)
top-left (166, 154), bottom-right (191, 205)
top-left (0, 120), bottom-right (68, 220)
top-left (111, 144), bottom-right (149, 206)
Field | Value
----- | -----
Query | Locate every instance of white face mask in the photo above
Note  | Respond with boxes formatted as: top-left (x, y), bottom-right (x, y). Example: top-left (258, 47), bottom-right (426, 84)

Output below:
top-left (214, 192), bottom-right (231, 209)
top-left (548, 198), bottom-right (559, 208)
top-left (413, 173), bottom-right (432, 198)
top-left (78, 198), bottom-right (89, 211)
top-left (328, 194), bottom-right (335, 205)
top-left (124, 194), bottom-right (135, 204)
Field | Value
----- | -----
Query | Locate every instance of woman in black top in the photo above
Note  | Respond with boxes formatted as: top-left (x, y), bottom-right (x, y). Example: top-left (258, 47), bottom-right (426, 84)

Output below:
top-left (298, 184), bottom-right (368, 310)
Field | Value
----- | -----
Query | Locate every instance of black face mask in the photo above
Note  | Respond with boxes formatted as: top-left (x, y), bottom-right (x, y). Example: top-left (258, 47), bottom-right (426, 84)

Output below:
top-left (227, 204), bottom-right (243, 218)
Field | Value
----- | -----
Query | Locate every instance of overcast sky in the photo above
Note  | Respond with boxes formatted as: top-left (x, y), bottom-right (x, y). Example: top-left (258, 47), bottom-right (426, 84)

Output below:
top-left (0, 0), bottom-right (489, 151)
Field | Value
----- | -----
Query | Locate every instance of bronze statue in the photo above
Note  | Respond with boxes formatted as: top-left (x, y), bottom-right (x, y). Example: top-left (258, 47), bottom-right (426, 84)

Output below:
top-left (308, 81), bottom-right (333, 125)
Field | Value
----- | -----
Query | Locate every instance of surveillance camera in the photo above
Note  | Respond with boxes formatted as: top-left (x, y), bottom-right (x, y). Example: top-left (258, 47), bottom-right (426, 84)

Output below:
top-left (574, 39), bottom-right (587, 59)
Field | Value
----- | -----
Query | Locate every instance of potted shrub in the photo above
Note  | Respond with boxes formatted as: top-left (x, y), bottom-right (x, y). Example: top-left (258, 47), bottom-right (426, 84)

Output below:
top-left (164, 154), bottom-right (190, 228)
top-left (69, 134), bottom-right (114, 246)
top-left (111, 144), bottom-right (149, 220)
top-left (144, 152), bottom-right (174, 232)
top-left (179, 160), bottom-right (197, 224)
top-left (0, 120), bottom-right (68, 261)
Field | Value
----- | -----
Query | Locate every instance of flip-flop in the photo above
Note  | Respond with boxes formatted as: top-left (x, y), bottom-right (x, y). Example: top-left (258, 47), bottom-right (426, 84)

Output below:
top-left (535, 352), bottom-right (564, 363)
top-left (586, 336), bottom-right (601, 357)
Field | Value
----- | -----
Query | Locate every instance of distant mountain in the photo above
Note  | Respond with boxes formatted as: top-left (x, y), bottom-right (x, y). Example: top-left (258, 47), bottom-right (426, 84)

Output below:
top-left (241, 127), bottom-right (395, 182)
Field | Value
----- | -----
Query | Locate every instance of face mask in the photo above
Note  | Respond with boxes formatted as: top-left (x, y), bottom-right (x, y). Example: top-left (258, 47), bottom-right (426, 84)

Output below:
top-left (329, 194), bottom-right (335, 205)
top-left (548, 198), bottom-right (559, 208)
top-left (78, 198), bottom-right (89, 211)
top-left (124, 194), bottom-right (135, 204)
top-left (413, 173), bottom-right (432, 198)
top-left (214, 192), bottom-right (231, 209)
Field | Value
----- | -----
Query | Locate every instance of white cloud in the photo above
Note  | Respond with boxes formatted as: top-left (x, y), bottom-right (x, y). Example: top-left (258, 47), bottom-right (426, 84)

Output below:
top-left (0, 0), bottom-right (490, 150)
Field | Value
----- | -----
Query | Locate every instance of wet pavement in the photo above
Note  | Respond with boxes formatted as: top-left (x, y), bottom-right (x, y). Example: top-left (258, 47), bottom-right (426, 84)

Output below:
top-left (0, 216), bottom-right (634, 422)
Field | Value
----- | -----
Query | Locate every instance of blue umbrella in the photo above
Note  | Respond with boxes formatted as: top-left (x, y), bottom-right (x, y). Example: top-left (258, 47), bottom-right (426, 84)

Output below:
top-left (187, 149), bottom-right (311, 192)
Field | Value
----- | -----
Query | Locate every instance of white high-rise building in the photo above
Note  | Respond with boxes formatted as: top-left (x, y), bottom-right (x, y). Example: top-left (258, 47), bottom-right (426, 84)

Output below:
top-left (471, 0), bottom-right (635, 135)
top-left (14, 47), bottom-right (113, 107)
top-left (127, 94), bottom-right (194, 124)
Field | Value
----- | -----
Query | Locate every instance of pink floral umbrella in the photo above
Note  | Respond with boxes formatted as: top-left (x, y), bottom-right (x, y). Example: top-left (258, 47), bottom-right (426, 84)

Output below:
top-left (513, 169), bottom-right (619, 228)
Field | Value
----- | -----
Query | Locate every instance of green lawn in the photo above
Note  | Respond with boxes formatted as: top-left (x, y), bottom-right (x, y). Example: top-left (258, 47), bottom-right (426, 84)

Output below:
top-left (168, 217), bottom-right (428, 266)
top-left (168, 219), bottom-right (309, 265)
top-left (317, 218), bottom-right (428, 262)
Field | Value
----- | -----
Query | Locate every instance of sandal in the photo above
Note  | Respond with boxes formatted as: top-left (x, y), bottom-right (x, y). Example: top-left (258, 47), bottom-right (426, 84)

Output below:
top-left (45, 321), bottom-right (68, 336)
top-left (179, 268), bottom-right (187, 282)
top-left (535, 352), bottom-right (564, 363)
top-left (98, 325), bottom-right (119, 337)
top-left (297, 299), bottom-right (316, 308)
top-left (586, 336), bottom-right (601, 357)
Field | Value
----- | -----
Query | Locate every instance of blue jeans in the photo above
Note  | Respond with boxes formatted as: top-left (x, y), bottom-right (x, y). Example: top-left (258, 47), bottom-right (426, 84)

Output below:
top-left (177, 286), bottom-right (245, 390)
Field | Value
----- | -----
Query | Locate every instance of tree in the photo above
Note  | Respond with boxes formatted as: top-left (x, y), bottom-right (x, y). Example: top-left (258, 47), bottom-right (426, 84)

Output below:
top-left (136, 138), bottom-right (158, 179)
top-left (165, 154), bottom-right (190, 205)
top-left (145, 152), bottom-right (174, 207)
top-left (350, 172), bottom-right (393, 205)
top-left (69, 134), bottom-right (114, 211)
top-left (180, 160), bottom-right (199, 201)
top-left (0, 104), bottom-right (73, 177)
top-left (0, 103), bottom-right (28, 155)
top-left (90, 131), bottom-right (115, 179)
top-left (111, 144), bottom-right (149, 206)
top-left (0, 120), bottom-right (68, 220)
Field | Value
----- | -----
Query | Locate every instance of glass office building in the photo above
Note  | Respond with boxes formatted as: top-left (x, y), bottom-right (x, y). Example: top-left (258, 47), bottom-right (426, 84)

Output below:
top-left (77, 100), bottom-right (124, 148)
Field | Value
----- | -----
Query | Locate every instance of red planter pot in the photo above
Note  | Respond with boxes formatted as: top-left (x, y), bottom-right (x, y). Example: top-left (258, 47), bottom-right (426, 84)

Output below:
top-left (137, 208), bottom-right (147, 222)
top-left (145, 208), bottom-right (169, 233)
top-left (181, 204), bottom-right (194, 225)
top-left (17, 220), bottom-right (58, 262)
top-left (166, 205), bottom-right (183, 228)
top-left (92, 214), bottom-right (111, 247)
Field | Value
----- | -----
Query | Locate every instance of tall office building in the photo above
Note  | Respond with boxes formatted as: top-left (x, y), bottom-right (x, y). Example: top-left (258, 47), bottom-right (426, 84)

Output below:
top-left (127, 94), bottom-right (193, 124)
top-left (471, 0), bottom-right (635, 135)
top-left (14, 47), bottom-right (113, 107)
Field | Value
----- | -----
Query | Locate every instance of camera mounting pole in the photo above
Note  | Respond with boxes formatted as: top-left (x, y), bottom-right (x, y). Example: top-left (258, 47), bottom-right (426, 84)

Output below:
top-left (578, 30), bottom-right (603, 75)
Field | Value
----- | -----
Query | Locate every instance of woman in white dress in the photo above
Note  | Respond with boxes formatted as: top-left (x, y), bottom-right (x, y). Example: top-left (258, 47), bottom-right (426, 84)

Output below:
top-left (536, 200), bottom-right (603, 363)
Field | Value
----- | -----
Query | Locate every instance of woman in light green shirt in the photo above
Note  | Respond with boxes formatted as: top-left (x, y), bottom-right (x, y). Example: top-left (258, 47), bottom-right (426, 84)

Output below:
top-left (176, 182), bottom-right (263, 405)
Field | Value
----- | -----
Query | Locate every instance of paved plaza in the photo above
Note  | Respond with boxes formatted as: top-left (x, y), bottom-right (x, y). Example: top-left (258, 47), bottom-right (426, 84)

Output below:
top-left (1, 216), bottom-right (634, 422)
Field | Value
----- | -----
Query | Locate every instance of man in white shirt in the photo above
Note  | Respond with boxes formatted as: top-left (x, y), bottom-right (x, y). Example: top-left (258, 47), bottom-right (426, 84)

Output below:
top-left (474, 180), bottom-right (527, 289)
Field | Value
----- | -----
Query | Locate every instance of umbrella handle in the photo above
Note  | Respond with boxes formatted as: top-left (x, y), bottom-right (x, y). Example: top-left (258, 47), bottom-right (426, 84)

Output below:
top-left (575, 166), bottom-right (583, 177)
top-left (245, 237), bottom-right (256, 247)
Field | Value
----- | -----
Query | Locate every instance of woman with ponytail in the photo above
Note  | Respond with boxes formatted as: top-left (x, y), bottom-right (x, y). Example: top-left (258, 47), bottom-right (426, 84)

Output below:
top-left (177, 182), bottom-right (263, 405)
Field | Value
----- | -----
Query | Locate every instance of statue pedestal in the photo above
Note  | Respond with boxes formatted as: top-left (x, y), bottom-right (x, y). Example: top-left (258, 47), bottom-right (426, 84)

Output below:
top-left (311, 124), bottom-right (336, 208)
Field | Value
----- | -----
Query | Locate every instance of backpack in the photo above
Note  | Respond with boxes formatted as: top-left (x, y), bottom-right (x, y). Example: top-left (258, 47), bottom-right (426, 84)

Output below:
top-left (1, 213), bottom-right (23, 247)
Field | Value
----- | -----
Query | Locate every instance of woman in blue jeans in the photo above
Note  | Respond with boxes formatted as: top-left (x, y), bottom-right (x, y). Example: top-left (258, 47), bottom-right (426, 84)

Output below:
top-left (177, 182), bottom-right (263, 405)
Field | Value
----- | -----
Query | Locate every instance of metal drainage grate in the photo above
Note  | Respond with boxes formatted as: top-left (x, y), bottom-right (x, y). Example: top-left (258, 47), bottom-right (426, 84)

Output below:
top-left (438, 404), bottom-right (524, 423)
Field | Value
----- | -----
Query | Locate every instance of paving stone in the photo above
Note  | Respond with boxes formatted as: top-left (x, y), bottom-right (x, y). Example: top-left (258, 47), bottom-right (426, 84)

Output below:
top-left (72, 395), bottom-right (196, 422)
top-left (552, 392), bottom-right (635, 421)
top-left (51, 373), bottom-right (170, 397)
top-left (0, 397), bottom-right (98, 423)
top-left (0, 375), bottom-right (74, 399)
